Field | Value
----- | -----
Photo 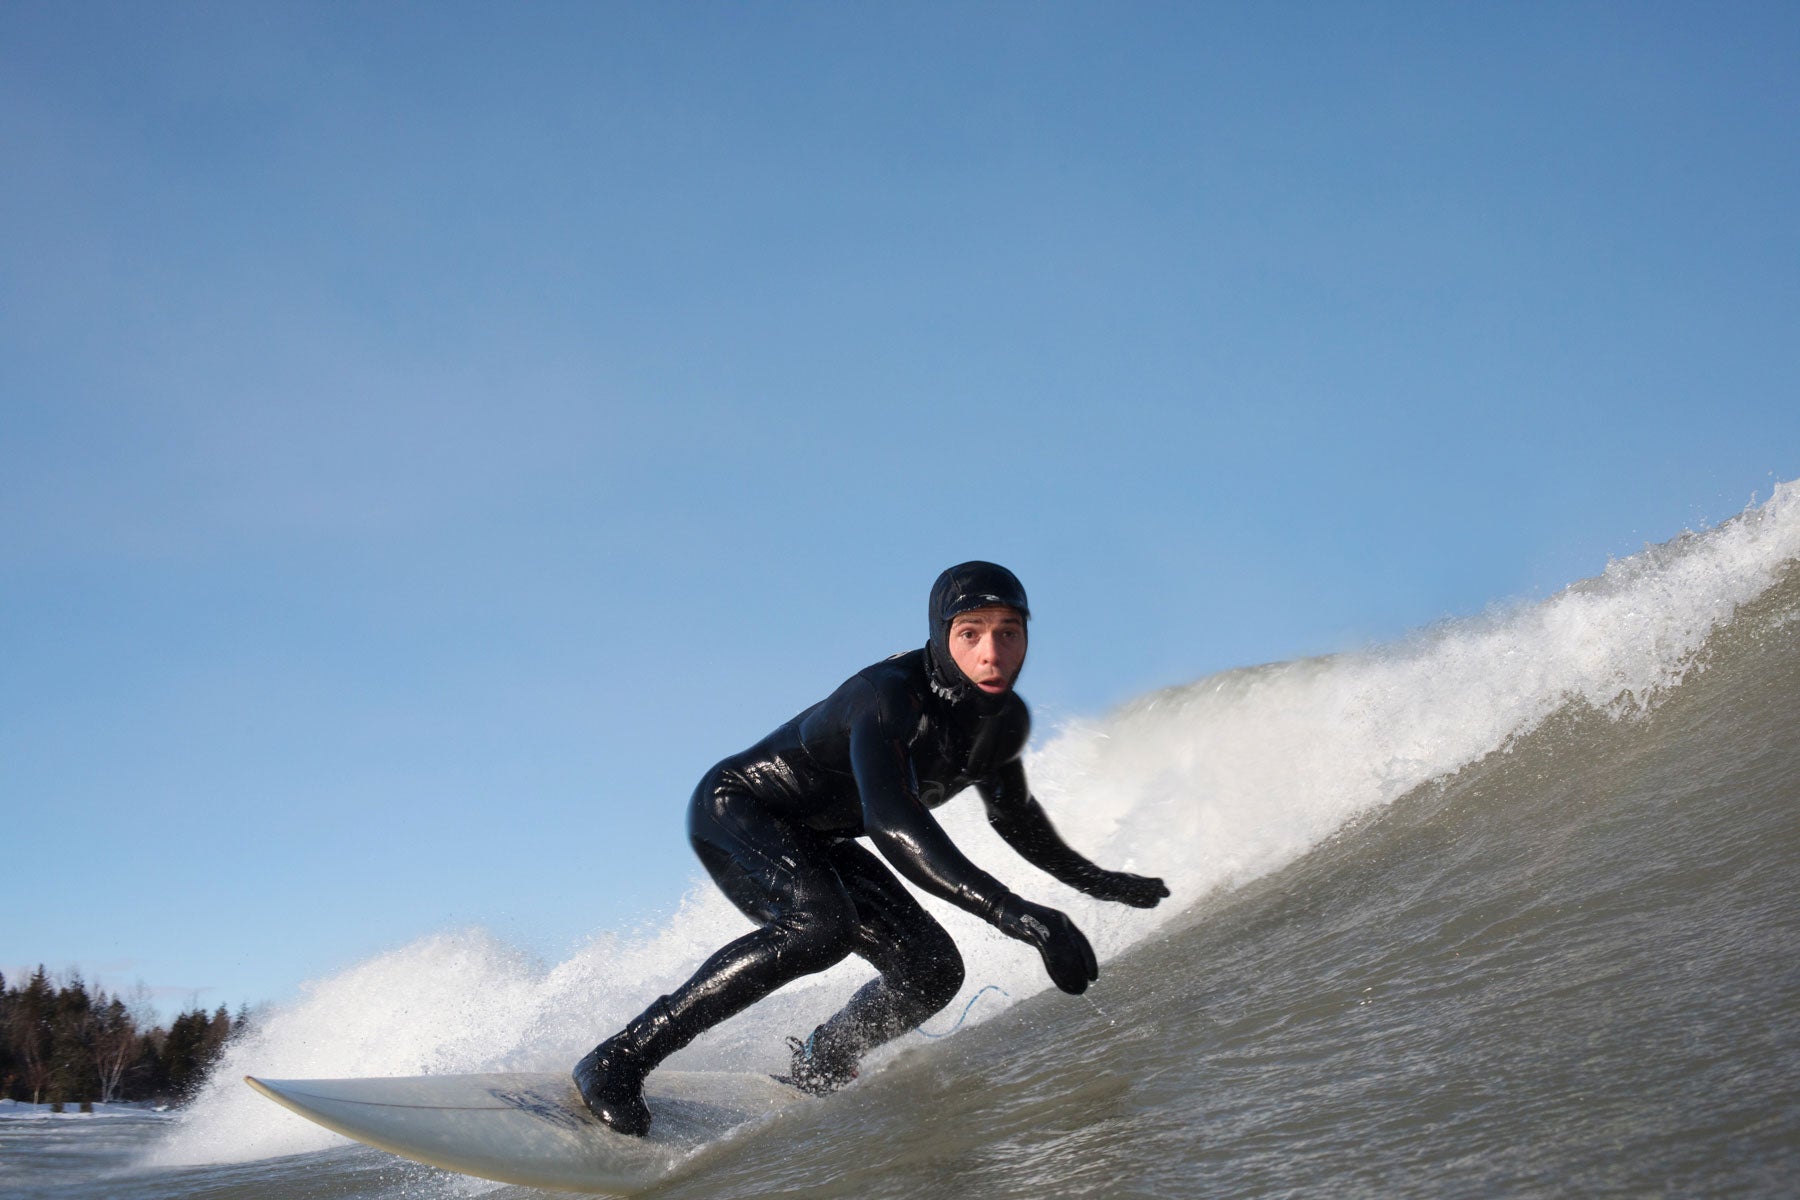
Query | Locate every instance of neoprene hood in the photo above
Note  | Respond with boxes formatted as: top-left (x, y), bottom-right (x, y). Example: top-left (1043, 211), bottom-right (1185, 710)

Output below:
top-left (925, 561), bottom-right (1029, 705)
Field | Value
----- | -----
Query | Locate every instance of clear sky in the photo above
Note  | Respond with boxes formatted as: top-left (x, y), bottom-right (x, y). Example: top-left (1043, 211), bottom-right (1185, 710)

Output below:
top-left (5, 2), bottom-right (1797, 1018)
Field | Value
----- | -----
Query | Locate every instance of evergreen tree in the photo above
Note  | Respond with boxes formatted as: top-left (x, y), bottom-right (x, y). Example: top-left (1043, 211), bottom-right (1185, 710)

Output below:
top-left (49, 973), bottom-right (97, 1106)
top-left (159, 1007), bottom-right (229, 1100)
top-left (131, 1028), bottom-right (165, 1101)
top-left (159, 1009), bottom-right (199, 1098)
top-left (0, 971), bottom-right (15, 1099)
top-left (11, 967), bottom-right (55, 1105)
top-left (204, 1004), bottom-right (233, 1061)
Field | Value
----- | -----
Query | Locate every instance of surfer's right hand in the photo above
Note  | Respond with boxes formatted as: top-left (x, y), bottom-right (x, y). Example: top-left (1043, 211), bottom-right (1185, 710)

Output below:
top-left (1080, 869), bottom-right (1170, 909)
top-left (994, 896), bottom-right (1099, 995)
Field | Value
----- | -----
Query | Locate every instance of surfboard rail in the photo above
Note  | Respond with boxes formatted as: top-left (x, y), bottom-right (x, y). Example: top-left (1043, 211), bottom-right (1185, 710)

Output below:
top-left (245, 1070), bottom-right (799, 1193)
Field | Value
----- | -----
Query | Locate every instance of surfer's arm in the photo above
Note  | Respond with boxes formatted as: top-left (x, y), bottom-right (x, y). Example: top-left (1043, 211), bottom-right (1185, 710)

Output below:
top-left (846, 696), bottom-right (1013, 917)
top-left (848, 704), bottom-right (1098, 994)
top-left (978, 761), bottom-right (1170, 909)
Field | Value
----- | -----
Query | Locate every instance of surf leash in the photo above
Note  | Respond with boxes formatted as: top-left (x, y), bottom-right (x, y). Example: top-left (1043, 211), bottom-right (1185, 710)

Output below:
top-left (914, 984), bottom-right (1010, 1039)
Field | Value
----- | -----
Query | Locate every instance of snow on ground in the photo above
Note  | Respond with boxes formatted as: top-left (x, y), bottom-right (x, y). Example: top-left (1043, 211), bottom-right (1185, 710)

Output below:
top-left (0, 1098), bottom-right (174, 1120)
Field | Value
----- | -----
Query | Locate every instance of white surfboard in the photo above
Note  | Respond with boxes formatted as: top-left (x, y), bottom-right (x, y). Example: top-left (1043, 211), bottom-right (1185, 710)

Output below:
top-left (245, 1069), bottom-right (801, 1193)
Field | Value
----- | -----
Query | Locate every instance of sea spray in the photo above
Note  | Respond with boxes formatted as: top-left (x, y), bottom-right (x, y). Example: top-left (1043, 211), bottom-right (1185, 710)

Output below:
top-left (1017, 480), bottom-right (1800, 906)
top-left (152, 482), bottom-right (1800, 1169)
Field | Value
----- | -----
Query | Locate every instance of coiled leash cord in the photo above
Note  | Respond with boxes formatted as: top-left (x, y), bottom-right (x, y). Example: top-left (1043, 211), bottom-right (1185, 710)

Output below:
top-left (914, 984), bottom-right (1010, 1039)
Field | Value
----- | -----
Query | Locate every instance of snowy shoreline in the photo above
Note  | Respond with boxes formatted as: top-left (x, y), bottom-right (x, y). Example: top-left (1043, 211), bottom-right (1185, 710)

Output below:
top-left (0, 1097), bottom-right (174, 1120)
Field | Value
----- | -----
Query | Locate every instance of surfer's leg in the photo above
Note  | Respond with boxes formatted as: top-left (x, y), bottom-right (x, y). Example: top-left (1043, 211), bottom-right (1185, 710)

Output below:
top-left (783, 839), bottom-right (965, 1091)
top-left (663, 809), bottom-right (861, 1030)
top-left (575, 777), bottom-right (858, 1133)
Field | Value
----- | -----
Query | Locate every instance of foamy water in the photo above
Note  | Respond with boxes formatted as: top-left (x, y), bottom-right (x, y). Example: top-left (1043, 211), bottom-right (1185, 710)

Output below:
top-left (150, 480), bottom-right (1800, 1175)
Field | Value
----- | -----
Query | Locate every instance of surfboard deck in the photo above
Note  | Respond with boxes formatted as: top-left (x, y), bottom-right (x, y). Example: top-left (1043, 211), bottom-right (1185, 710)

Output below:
top-left (245, 1069), bottom-right (801, 1193)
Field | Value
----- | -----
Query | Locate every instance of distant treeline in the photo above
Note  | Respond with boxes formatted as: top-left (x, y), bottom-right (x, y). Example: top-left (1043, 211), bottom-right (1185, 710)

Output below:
top-left (1, 966), bottom-right (251, 1108)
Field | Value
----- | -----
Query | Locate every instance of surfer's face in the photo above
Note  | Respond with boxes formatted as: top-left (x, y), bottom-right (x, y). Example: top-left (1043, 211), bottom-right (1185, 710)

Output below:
top-left (947, 606), bottom-right (1027, 695)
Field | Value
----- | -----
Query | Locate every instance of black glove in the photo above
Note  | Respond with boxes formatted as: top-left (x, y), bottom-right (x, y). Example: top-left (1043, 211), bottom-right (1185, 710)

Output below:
top-left (992, 896), bottom-right (1098, 995)
top-left (1078, 869), bottom-right (1170, 909)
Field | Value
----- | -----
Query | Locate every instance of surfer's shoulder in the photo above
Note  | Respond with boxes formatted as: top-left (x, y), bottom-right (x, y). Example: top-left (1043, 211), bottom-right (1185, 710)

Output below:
top-left (846, 650), bottom-right (928, 729)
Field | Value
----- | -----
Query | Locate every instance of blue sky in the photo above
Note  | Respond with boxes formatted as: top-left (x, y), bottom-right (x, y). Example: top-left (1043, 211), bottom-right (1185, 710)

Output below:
top-left (5, 2), bottom-right (1797, 1017)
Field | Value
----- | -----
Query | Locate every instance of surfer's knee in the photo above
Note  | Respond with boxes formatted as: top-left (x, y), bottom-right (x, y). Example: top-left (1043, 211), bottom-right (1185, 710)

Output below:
top-left (897, 923), bottom-right (964, 1009)
top-left (770, 897), bottom-right (860, 975)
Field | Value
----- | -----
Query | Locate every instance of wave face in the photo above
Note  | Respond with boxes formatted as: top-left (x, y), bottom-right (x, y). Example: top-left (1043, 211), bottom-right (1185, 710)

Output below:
top-left (119, 481), bottom-right (1800, 1197)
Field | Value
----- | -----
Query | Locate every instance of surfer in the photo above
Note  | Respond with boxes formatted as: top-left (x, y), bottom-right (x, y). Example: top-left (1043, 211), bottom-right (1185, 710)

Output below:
top-left (574, 561), bottom-right (1169, 1135)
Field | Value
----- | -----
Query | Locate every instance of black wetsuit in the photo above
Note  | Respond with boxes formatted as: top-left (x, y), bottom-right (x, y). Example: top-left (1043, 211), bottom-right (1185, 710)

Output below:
top-left (687, 644), bottom-right (1065, 1063)
top-left (575, 562), bottom-right (1168, 1136)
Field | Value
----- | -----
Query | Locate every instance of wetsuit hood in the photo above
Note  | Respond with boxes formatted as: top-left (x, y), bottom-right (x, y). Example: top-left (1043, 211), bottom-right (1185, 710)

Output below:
top-left (925, 561), bottom-right (1029, 709)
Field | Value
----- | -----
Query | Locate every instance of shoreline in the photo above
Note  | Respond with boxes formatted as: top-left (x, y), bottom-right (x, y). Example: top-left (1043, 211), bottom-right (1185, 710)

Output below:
top-left (0, 1098), bottom-right (175, 1121)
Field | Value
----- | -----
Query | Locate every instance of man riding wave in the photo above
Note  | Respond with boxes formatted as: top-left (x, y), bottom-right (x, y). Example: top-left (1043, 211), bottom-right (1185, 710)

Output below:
top-left (575, 561), bottom-right (1169, 1135)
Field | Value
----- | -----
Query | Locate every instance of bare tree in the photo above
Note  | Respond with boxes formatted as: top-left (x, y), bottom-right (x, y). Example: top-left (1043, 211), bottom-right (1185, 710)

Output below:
top-left (91, 992), bottom-right (138, 1104)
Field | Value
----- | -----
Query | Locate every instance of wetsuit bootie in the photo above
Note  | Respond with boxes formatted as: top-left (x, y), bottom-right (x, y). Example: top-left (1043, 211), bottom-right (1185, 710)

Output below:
top-left (573, 997), bottom-right (683, 1136)
top-left (775, 1028), bottom-right (860, 1096)
top-left (572, 1040), bottom-right (651, 1136)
